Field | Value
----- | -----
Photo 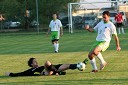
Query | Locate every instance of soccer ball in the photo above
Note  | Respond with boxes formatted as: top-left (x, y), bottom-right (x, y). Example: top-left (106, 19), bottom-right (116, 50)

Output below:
top-left (77, 62), bottom-right (86, 71)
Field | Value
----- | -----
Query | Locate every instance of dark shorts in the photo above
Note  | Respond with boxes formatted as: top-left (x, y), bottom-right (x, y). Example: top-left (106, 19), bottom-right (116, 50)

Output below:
top-left (54, 64), bottom-right (62, 70)
top-left (116, 23), bottom-right (123, 27)
top-left (53, 64), bottom-right (66, 75)
top-left (52, 39), bottom-right (59, 43)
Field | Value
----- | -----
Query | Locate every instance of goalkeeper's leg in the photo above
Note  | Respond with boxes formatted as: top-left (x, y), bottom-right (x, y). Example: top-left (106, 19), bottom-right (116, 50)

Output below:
top-left (44, 61), bottom-right (57, 75)
top-left (57, 64), bottom-right (77, 72)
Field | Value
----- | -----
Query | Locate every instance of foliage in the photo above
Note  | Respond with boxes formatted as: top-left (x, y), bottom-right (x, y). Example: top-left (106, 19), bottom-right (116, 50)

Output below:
top-left (0, 0), bottom-right (80, 25)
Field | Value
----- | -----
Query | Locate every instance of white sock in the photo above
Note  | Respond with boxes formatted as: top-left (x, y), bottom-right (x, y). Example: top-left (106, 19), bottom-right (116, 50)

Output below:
top-left (90, 58), bottom-right (97, 70)
top-left (56, 43), bottom-right (59, 52)
top-left (118, 28), bottom-right (121, 34)
top-left (53, 43), bottom-right (57, 51)
top-left (97, 52), bottom-right (106, 64)
top-left (121, 28), bottom-right (125, 34)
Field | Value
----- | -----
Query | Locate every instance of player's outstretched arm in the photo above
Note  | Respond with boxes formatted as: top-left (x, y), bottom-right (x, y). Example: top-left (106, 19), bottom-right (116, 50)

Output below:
top-left (84, 25), bottom-right (94, 32)
top-left (113, 35), bottom-right (121, 51)
top-left (5, 67), bottom-right (42, 77)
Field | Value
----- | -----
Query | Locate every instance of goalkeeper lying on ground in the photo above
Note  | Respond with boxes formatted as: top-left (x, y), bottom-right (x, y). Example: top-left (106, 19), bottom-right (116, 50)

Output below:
top-left (6, 58), bottom-right (88, 77)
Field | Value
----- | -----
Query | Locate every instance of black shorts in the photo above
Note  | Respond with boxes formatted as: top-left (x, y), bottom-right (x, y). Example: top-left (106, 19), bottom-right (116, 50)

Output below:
top-left (52, 64), bottom-right (66, 75)
top-left (116, 23), bottom-right (123, 27)
top-left (52, 39), bottom-right (59, 43)
top-left (54, 64), bottom-right (62, 70)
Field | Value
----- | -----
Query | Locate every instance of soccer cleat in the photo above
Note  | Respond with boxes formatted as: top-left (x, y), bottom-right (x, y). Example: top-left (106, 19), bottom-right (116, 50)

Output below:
top-left (55, 51), bottom-right (58, 53)
top-left (82, 58), bottom-right (88, 65)
top-left (100, 62), bottom-right (107, 70)
top-left (91, 70), bottom-right (98, 73)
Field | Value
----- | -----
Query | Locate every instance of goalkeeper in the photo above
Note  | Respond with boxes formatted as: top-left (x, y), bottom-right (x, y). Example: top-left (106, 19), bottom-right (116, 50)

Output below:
top-left (6, 58), bottom-right (88, 76)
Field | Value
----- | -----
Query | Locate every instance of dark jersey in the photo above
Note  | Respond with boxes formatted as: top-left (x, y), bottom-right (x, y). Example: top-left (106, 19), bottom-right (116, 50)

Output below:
top-left (9, 66), bottom-right (44, 77)
top-left (9, 64), bottom-right (66, 77)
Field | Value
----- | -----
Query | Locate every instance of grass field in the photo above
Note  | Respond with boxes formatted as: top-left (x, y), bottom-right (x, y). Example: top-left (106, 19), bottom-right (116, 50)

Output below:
top-left (0, 29), bottom-right (128, 85)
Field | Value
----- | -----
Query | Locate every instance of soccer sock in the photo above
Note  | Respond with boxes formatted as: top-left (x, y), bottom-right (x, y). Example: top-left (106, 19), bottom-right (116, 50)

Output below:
top-left (121, 28), bottom-right (125, 34)
top-left (118, 28), bottom-right (121, 34)
top-left (69, 64), bottom-right (77, 70)
top-left (83, 58), bottom-right (88, 65)
top-left (97, 52), bottom-right (106, 64)
top-left (58, 72), bottom-right (66, 75)
top-left (90, 58), bottom-right (97, 70)
top-left (56, 43), bottom-right (59, 52)
top-left (54, 43), bottom-right (57, 51)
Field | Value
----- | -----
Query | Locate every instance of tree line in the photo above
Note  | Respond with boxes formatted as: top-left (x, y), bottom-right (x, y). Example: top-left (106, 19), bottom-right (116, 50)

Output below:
top-left (0, 0), bottom-right (79, 25)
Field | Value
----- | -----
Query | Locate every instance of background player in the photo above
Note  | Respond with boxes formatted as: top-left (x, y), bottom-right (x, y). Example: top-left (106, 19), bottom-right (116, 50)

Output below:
top-left (115, 11), bottom-right (125, 34)
top-left (47, 13), bottom-right (63, 53)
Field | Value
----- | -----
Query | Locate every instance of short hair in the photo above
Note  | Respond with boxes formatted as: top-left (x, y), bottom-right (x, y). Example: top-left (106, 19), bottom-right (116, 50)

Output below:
top-left (52, 13), bottom-right (58, 16)
top-left (102, 11), bottom-right (110, 16)
top-left (28, 58), bottom-right (35, 67)
top-left (52, 13), bottom-right (58, 17)
top-left (53, 13), bottom-right (57, 15)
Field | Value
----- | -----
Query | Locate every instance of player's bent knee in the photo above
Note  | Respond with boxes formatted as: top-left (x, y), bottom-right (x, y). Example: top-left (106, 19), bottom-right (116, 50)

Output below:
top-left (88, 54), bottom-right (93, 60)
top-left (88, 52), bottom-right (94, 60)
top-left (93, 51), bottom-right (99, 56)
top-left (44, 61), bottom-right (52, 67)
top-left (88, 56), bottom-right (93, 60)
top-left (88, 51), bottom-right (99, 60)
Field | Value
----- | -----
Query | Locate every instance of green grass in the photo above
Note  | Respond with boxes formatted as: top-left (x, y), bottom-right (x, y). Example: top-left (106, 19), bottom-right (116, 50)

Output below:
top-left (0, 29), bottom-right (128, 85)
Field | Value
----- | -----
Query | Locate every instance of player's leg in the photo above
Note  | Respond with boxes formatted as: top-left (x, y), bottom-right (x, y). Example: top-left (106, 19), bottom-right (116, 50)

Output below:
top-left (51, 31), bottom-right (59, 53)
top-left (88, 46), bottom-right (102, 72)
top-left (97, 52), bottom-right (107, 70)
top-left (51, 32), bottom-right (57, 52)
top-left (88, 41), bottom-right (108, 72)
top-left (52, 40), bottom-right (58, 53)
top-left (44, 61), bottom-right (57, 75)
top-left (54, 31), bottom-right (60, 53)
top-left (117, 23), bottom-right (121, 34)
top-left (54, 40), bottom-right (59, 53)
top-left (97, 43), bottom-right (108, 69)
top-left (97, 52), bottom-right (105, 64)
top-left (87, 42), bottom-right (101, 72)
top-left (121, 27), bottom-right (125, 34)
top-left (121, 23), bottom-right (125, 34)
top-left (96, 41), bottom-right (109, 70)
top-left (57, 64), bottom-right (70, 72)
top-left (57, 64), bottom-right (78, 72)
